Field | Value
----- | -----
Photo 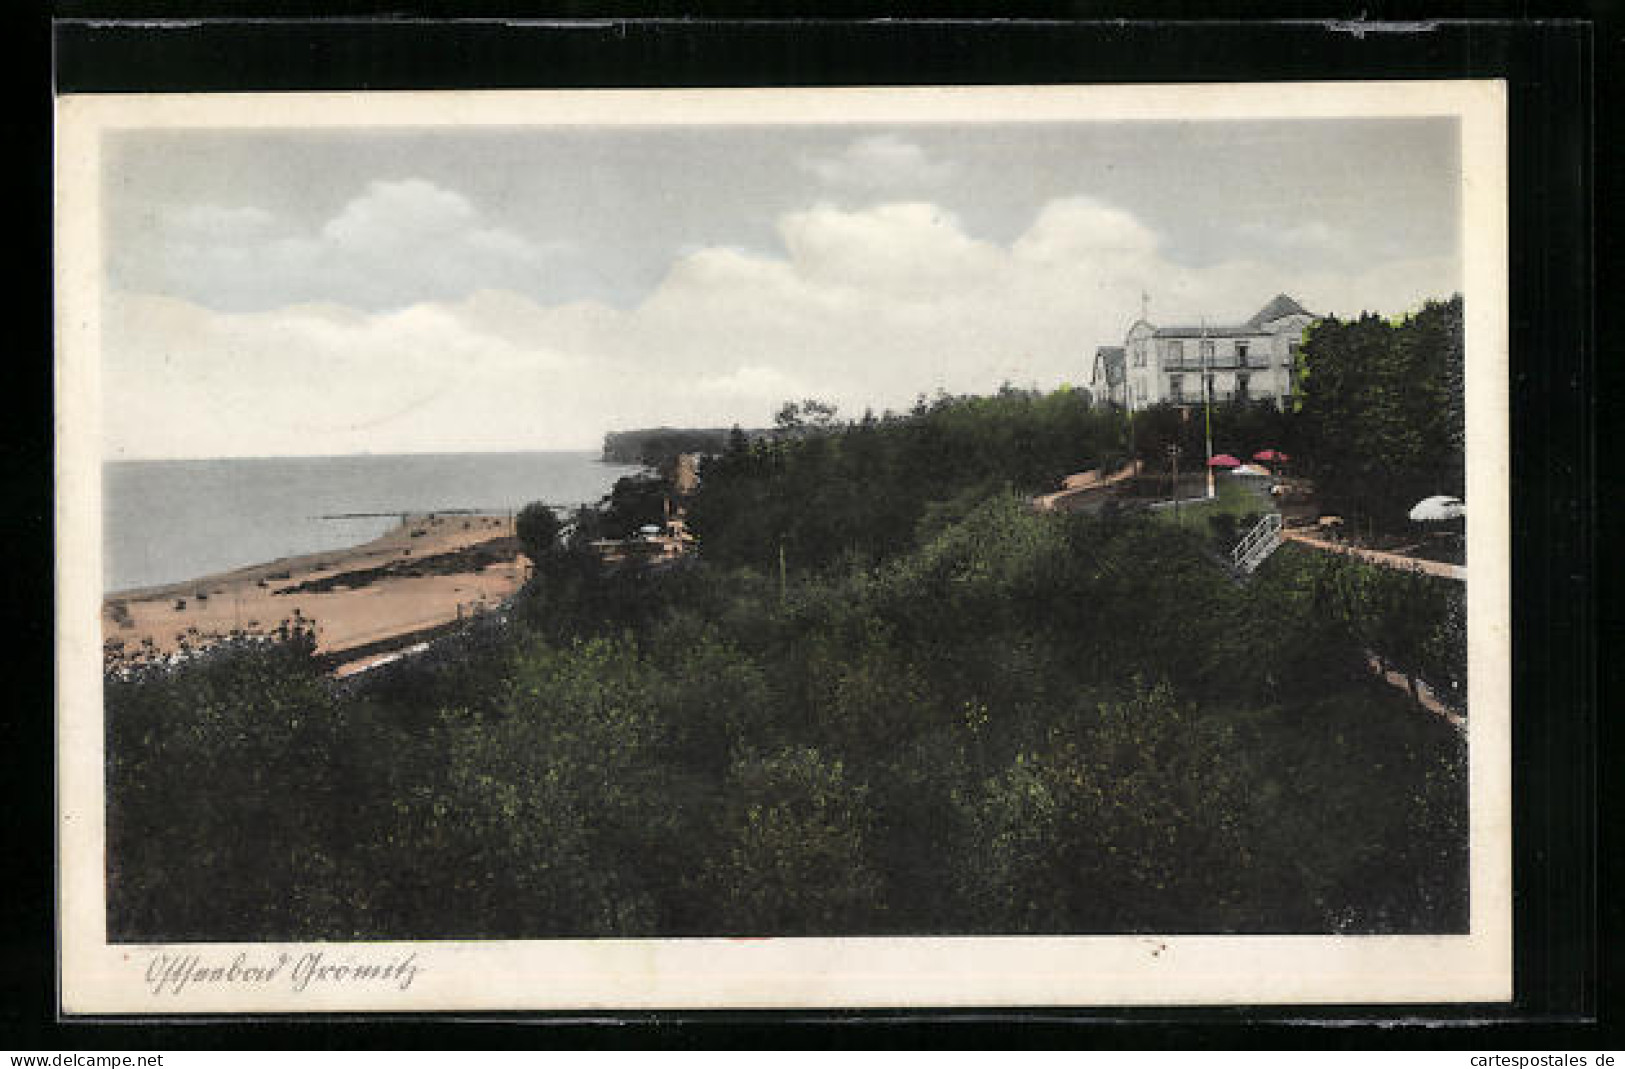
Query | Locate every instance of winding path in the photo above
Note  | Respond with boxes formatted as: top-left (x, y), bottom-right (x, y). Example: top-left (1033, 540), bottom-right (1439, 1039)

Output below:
top-left (1031, 460), bottom-right (1143, 512)
top-left (1365, 651), bottom-right (1467, 734)
top-left (1282, 530), bottom-right (1467, 581)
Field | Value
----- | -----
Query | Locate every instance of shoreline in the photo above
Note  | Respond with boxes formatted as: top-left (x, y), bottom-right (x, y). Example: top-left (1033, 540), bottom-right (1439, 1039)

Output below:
top-left (103, 512), bottom-right (528, 671)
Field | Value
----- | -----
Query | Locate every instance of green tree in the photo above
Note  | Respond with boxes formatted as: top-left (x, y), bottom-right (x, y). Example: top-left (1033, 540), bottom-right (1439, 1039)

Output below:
top-left (1298, 296), bottom-right (1464, 532)
top-left (105, 632), bottom-right (352, 940)
top-left (105, 380), bottom-right (1469, 943)
top-left (703, 746), bottom-right (884, 934)
top-left (958, 680), bottom-right (1255, 932)
top-left (431, 635), bottom-right (675, 935)
top-left (515, 501), bottom-right (563, 563)
top-left (598, 473), bottom-right (669, 537)
top-left (689, 387), bottom-right (1117, 576)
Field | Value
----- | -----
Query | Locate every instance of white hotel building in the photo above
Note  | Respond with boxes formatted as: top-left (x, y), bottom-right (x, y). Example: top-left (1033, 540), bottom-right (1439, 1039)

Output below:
top-left (1092, 294), bottom-right (1317, 411)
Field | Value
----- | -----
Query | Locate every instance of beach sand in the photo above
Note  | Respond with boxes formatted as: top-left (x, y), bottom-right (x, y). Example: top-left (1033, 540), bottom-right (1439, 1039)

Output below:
top-left (103, 513), bottom-right (529, 673)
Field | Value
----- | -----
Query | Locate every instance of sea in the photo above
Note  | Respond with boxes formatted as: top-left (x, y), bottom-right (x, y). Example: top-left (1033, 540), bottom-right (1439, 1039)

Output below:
top-left (102, 451), bottom-right (646, 594)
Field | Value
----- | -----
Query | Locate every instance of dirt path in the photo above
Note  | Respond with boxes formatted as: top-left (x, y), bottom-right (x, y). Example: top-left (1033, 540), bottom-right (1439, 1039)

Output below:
top-left (1366, 652), bottom-right (1466, 734)
top-left (1283, 530), bottom-right (1467, 581)
top-left (1032, 459), bottom-right (1143, 512)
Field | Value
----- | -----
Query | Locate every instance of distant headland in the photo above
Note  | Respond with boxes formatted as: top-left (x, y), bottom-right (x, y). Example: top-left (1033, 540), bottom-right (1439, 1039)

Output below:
top-left (601, 426), bottom-right (769, 467)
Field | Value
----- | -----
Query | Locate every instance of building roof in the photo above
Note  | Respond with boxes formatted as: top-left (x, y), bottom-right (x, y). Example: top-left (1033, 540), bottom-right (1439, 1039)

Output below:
top-left (1246, 293), bottom-right (1313, 327)
top-left (1146, 295), bottom-right (1314, 338)
top-left (1092, 346), bottom-right (1126, 385)
top-left (1151, 325), bottom-right (1261, 339)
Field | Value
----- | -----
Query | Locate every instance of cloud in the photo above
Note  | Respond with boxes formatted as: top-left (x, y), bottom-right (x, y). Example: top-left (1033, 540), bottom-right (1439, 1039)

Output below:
top-left (776, 202), bottom-right (1002, 299)
top-left (164, 204), bottom-right (278, 241)
top-left (1014, 197), bottom-right (1163, 263)
top-left (106, 196), bottom-right (1460, 459)
top-left (800, 135), bottom-right (956, 190)
top-left (695, 365), bottom-right (809, 401)
top-left (1231, 218), bottom-right (1352, 264)
top-left (319, 178), bottom-right (478, 250)
top-left (102, 292), bottom-right (583, 460)
top-left (141, 179), bottom-right (564, 312)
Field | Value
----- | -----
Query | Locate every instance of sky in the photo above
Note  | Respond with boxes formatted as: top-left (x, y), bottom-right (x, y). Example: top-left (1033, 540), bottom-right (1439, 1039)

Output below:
top-left (101, 118), bottom-right (1461, 459)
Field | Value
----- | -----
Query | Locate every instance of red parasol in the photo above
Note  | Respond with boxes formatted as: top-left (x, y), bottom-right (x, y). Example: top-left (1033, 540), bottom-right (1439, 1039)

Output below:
top-left (1253, 448), bottom-right (1290, 463)
top-left (1207, 454), bottom-right (1242, 469)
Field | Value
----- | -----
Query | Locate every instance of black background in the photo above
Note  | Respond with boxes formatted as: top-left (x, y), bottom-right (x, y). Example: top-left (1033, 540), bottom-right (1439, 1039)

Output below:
top-left (7, 4), bottom-right (1608, 1049)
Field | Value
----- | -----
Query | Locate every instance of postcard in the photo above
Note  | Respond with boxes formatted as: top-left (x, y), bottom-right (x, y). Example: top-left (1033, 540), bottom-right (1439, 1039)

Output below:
top-left (57, 82), bottom-right (1510, 1013)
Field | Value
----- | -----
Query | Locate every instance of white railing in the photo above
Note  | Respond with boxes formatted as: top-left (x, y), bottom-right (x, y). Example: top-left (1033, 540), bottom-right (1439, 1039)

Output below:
top-left (1231, 513), bottom-right (1283, 574)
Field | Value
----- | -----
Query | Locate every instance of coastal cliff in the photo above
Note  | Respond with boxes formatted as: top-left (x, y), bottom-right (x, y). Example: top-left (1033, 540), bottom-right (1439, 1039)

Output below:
top-left (601, 427), bottom-right (766, 467)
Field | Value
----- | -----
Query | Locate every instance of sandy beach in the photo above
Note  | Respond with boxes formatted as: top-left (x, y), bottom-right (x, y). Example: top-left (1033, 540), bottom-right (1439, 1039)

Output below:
top-left (103, 513), bottom-right (528, 673)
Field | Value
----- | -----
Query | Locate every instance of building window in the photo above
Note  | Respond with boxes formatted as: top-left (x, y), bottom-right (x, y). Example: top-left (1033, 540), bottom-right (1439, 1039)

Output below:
top-left (1167, 340), bottom-right (1183, 365)
top-left (1169, 374), bottom-right (1183, 402)
top-left (1236, 373), bottom-right (1250, 400)
top-left (1200, 339), bottom-right (1215, 362)
top-left (1203, 372), bottom-right (1215, 400)
top-left (1132, 341), bottom-right (1146, 367)
top-left (1236, 340), bottom-right (1251, 366)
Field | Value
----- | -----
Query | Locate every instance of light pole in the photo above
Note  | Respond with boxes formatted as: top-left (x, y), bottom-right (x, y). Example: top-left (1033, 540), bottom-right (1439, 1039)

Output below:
top-left (1202, 318), bottom-right (1215, 499)
top-left (1125, 386), bottom-right (1136, 471)
top-left (1167, 442), bottom-right (1182, 523)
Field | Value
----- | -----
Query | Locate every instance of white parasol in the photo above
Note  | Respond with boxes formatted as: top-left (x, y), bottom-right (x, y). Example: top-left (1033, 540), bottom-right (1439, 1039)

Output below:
top-left (1408, 495), bottom-right (1466, 522)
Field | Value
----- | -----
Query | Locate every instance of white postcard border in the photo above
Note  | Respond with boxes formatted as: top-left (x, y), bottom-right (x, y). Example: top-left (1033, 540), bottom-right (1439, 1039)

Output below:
top-left (56, 81), bottom-right (1511, 1013)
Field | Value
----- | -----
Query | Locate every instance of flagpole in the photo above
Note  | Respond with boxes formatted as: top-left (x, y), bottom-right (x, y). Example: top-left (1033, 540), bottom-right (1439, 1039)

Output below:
top-left (1202, 317), bottom-right (1215, 499)
top-left (1131, 289), bottom-right (1149, 471)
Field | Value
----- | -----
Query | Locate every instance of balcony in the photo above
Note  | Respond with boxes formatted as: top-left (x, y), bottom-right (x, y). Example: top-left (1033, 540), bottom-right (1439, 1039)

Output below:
top-left (1167, 389), bottom-right (1267, 405)
top-left (1161, 353), bottom-right (1272, 372)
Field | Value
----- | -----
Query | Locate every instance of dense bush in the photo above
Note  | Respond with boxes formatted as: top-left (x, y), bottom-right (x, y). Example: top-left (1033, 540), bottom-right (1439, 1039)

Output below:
top-left (1129, 398), bottom-right (1299, 475)
top-left (515, 501), bottom-right (562, 563)
top-left (106, 390), bottom-right (1468, 941)
top-left (1297, 297), bottom-right (1465, 532)
top-left (687, 386), bottom-right (1112, 575)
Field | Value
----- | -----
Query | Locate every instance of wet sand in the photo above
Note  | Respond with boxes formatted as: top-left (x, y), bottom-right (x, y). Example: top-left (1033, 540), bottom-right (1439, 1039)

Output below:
top-left (103, 513), bottom-right (528, 670)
